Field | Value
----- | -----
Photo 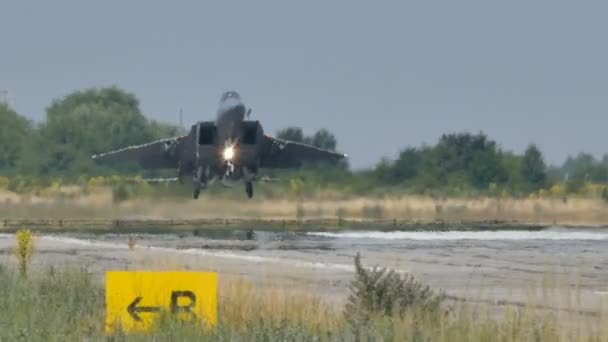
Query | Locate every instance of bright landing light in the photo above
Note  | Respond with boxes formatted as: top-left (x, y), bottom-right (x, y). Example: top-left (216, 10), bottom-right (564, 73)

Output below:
top-left (223, 146), bottom-right (235, 161)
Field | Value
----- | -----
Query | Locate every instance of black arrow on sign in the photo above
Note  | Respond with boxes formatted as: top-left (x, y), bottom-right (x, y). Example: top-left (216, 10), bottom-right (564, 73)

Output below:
top-left (127, 297), bottom-right (161, 322)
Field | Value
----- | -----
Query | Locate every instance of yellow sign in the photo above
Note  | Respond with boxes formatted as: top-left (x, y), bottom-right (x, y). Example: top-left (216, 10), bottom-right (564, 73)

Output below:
top-left (105, 271), bottom-right (217, 333)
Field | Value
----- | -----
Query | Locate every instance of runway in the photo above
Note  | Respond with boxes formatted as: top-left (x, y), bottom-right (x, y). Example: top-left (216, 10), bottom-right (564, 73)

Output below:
top-left (1, 227), bottom-right (607, 313)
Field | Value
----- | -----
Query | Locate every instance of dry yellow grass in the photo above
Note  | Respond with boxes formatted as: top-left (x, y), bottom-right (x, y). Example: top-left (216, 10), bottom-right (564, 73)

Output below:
top-left (219, 278), bottom-right (342, 333)
top-left (2, 187), bottom-right (608, 226)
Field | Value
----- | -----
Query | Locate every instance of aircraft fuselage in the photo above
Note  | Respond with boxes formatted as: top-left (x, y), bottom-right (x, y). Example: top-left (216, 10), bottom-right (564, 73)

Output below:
top-left (189, 91), bottom-right (261, 198)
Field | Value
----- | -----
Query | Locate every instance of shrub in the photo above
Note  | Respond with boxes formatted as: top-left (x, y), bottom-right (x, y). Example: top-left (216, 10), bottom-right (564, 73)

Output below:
top-left (0, 176), bottom-right (9, 189)
top-left (344, 253), bottom-right (444, 327)
top-left (289, 177), bottom-right (304, 199)
top-left (549, 183), bottom-right (566, 197)
top-left (7, 176), bottom-right (28, 193)
top-left (112, 183), bottom-right (131, 203)
top-left (14, 228), bottom-right (34, 277)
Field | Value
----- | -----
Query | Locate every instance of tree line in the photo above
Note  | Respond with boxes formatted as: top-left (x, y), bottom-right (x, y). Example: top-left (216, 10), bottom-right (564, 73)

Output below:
top-left (1, 86), bottom-right (606, 197)
top-left (0, 87), bottom-right (181, 178)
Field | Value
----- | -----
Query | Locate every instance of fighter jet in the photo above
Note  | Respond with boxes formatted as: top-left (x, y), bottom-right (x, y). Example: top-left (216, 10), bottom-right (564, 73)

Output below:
top-left (92, 91), bottom-right (346, 198)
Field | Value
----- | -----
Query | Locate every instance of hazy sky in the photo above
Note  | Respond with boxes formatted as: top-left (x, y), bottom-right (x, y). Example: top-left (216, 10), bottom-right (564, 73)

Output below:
top-left (1, 1), bottom-right (606, 168)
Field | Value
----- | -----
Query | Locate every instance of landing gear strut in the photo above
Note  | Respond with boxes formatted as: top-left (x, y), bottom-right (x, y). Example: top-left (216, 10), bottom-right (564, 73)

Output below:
top-left (193, 184), bottom-right (201, 199)
top-left (193, 166), bottom-right (207, 199)
top-left (225, 161), bottom-right (235, 177)
top-left (245, 181), bottom-right (253, 198)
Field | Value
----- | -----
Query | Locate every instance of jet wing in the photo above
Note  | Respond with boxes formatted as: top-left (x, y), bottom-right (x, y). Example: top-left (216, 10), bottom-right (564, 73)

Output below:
top-left (92, 136), bottom-right (185, 169)
top-left (260, 135), bottom-right (346, 168)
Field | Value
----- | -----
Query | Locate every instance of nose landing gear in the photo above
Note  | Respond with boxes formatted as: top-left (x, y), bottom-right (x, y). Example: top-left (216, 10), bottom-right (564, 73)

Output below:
top-left (225, 161), bottom-right (235, 177)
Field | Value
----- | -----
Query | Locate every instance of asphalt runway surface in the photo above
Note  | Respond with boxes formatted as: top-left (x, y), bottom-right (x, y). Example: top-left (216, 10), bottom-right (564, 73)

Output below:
top-left (1, 227), bottom-right (607, 313)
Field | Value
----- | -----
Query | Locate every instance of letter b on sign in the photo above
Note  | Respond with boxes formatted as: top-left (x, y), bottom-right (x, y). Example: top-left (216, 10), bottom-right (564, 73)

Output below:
top-left (171, 291), bottom-right (197, 321)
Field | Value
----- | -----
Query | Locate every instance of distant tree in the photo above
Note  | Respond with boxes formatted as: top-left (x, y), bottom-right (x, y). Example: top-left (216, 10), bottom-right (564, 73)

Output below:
top-left (148, 119), bottom-right (183, 139)
top-left (369, 132), bottom-right (515, 192)
top-left (520, 144), bottom-right (547, 191)
top-left (0, 104), bottom-right (33, 172)
top-left (390, 148), bottom-right (423, 183)
top-left (433, 132), bottom-right (508, 189)
top-left (310, 129), bottom-right (337, 151)
top-left (274, 126), bottom-right (346, 171)
top-left (43, 87), bottom-right (155, 153)
top-left (434, 133), bottom-right (492, 170)
top-left (560, 153), bottom-right (608, 184)
top-left (500, 152), bottom-right (525, 192)
top-left (37, 87), bottom-right (177, 176)
top-left (276, 127), bottom-right (305, 143)
top-left (276, 127), bottom-right (339, 151)
top-left (469, 149), bottom-right (508, 189)
top-left (373, 157), bottom-right (394, 182)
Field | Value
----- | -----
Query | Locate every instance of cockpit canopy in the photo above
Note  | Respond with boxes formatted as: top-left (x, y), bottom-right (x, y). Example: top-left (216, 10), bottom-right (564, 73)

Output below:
top-left (220, 91), bottom-right (241, 103)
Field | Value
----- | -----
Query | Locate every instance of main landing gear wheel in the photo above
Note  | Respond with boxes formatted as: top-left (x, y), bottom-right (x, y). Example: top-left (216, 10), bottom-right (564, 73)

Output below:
top-left (245, 181), bottom-right (253, 198)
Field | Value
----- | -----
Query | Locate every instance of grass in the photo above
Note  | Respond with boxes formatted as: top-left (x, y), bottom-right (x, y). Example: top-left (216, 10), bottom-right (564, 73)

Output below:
top-left (0, 266), bottom-right (104, 340)
top-left (2, 187), bottom-right (608, 228)
top-left (0, 261), bottom-right (606, 341)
